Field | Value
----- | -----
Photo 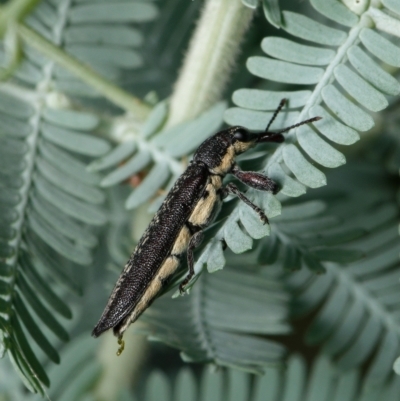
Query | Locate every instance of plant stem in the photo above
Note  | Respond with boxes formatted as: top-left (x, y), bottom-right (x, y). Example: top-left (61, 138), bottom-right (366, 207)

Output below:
top-left (17, 23), bottom-right (150, 120)
top-left (167, 0), bottom-right (253, 127)
top-left (0, 0), bottom-right (42, 36)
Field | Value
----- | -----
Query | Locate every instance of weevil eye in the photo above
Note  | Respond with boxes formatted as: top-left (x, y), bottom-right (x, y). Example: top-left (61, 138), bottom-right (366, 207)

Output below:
top-left (232, 128), bottom-right (249, 142)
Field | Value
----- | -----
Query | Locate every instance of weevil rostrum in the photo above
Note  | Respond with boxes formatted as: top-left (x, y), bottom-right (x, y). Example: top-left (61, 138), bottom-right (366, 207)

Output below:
top-left (92, 99), bottom-right (321, 352)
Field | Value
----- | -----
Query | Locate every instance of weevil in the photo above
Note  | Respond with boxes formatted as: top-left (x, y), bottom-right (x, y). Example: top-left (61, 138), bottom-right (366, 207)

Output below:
top-left (92, 99), bottom-right (321, 350)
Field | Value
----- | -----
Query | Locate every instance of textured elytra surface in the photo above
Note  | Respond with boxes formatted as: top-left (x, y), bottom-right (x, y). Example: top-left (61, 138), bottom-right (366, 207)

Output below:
top-left (92, 162), bottom-right (209, 336)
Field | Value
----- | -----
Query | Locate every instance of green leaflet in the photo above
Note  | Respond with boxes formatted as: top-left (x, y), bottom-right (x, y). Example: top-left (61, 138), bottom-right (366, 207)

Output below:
top-left (282, 11), bottom-right (346, 45)
top-left (36, 157), bottom-right (105, 204)
top-left (321, 85), bottom-right (374, 131)
top-left (282, 145), bottom-right (327, 188)
top-left (88, 141), bottom-right (137, 172)
top-left (41, 122), bottom-right (110, 156)
top-left (64, 26), bottom-right (144, 47)
top-left (262, 0), bottom-right (282, 28)
top-left (140, 101), bottom-right (169, 138)
top-left (66, 45), bottom-right (143, 69)
top-left (247, 57), bottom-right (324, 84)
top-left (19, 251), bottom-right (72, 319)
top-left (27, 212), bottom-right (93, 264)
top-left (347, 46), bottom-right (400, 96)
top-left (334, 64), bottom-right (388, 112)
top-left (394, 357), bottom-right (400, 376)
top-left (261, 37), bottom-right (335, 66)
top-left (13, 291), bottom-right (60, 363)
top-left (242, 0), bottom-right (258, 8)
top-left (125, 161), bottom-right (170, 209)
top-left (310, 0), bottom-right (358, 27)
top-left (233, 89), bottom-right (311, 110)
top-left (69, 3), bottom-right (158, 24)
top-left (205, 240), bottom-right (226, 273)
top-left (38, 140), bottom-right (102, 185)
top-left (224, 220), bottom-right (253, 253)
top-left (0, 92), bottom-right (34, 119)
top-left (360, 28), bottom-right (400, 68)
top-left (34, 175), bottom-right (107, 225)
top-left (296, 125), bottom-right (346, 168)
top-left (100, 149), bottom-right (152, 187)
top-left (383, 0), bottom-right (400, 14)
top-left (268, 163), bottom-right (306, 197)
top-left (239, 206), bottom-right (270, 239)
top-left (309, 106), bottom-right (359, 145)
top-left (42, 108), bottom-right (99, 131)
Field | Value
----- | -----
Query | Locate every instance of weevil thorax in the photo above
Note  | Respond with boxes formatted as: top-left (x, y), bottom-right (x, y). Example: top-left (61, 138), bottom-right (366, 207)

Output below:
top-left (193, 126), bottom-right (257, 175)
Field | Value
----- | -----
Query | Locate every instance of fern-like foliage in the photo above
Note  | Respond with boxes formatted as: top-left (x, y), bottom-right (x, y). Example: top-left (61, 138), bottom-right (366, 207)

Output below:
top-left (32, 334), bottom-right (100, 401)
top-left (140, 261), bottom-right (289, 374)
top-left (12, 0), bottom-right (159, 98)
top-left (283, 158), bottom-right (400, 386)
top-left (141, 355), bottom-right (400, 401)
top-left (14, 348), bottom-right (400, 401)
top-left (0, 0), bottom-right (163, 393)
top-left (5, 340), bottom-right (400, 400)
top-left (0, 86), bottom-right (108, 393)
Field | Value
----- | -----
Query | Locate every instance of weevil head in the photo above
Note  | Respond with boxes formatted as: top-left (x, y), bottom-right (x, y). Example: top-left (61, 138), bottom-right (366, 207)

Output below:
top-left (193, 126), bottom-right (284, 175)
top-left (230, 126), bottom-right (285, 153)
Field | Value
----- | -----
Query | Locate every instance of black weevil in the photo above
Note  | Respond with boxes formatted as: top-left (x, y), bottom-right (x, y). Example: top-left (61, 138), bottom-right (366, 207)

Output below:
top-left (92, 99), bottom-right (321, 353)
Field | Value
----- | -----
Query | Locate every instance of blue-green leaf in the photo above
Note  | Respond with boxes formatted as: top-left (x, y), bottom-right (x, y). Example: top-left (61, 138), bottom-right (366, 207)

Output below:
top-left (360, 28), bottom-right (400, 67)
top-left (247, 57), bottom-right (323, 84)
top-left (334, 64), bottom-right (388, 112)
top-left (261, 37), bottom-right (334, 66)
top-left (282, 11), bottom-right (346, 45)
top-left (282, 145), bottom-right (326, 188)
top-left (321, 85), bottom-right (374, 131)
top-left (296, 125), bottom-right (346, 168)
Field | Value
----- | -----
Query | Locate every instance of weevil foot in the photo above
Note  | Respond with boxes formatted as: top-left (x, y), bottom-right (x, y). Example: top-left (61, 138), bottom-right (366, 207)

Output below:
top-left (179, 282), bottom-right (187, 295)
top-left (116, 336), bottom-right (125, 356)
top-left (255, 207), bottom-right (269, 225)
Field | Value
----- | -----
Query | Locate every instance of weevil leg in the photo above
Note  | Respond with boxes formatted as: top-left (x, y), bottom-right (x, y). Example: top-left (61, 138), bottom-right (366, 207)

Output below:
top-left (231, 164), bottom-right (279, 194)
top-left (223, 182), bottom-right (269, 224)
top-left (179, 230), bottom-right (204, 294)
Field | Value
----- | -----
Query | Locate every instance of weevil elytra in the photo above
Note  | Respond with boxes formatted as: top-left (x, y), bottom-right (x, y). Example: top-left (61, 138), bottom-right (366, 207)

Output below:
top-left (92, 99), bottom-right (321, 343)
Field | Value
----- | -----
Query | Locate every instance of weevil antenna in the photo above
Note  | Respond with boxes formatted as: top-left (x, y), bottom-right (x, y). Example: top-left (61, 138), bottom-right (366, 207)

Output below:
top-left (265, 98), bottom-right (287, 132)
top-left (276, 116), bottom-right (322, 135)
